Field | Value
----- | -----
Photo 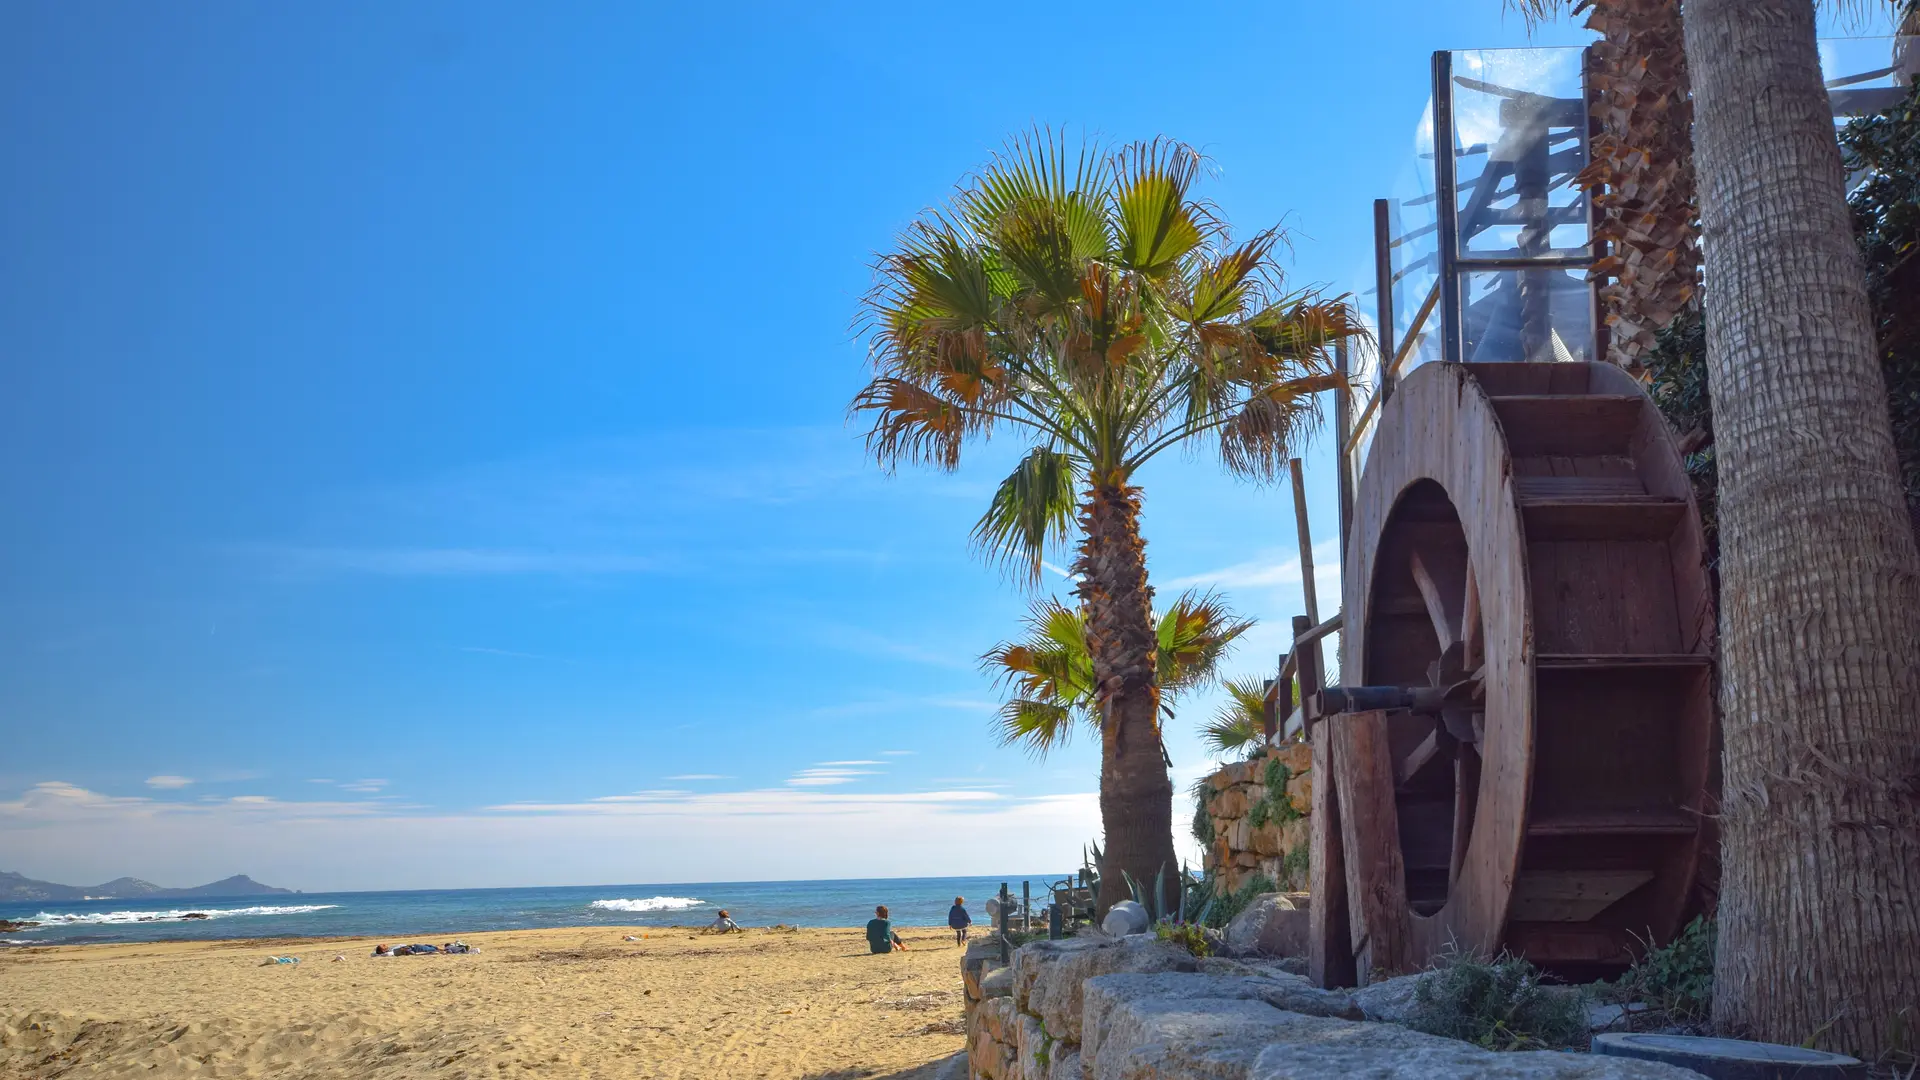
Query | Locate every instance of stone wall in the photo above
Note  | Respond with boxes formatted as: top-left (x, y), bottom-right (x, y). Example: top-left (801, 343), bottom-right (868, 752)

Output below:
top-left (959, 933), bottom-right (1704, 1079)
top-left (1200, 741), bottom-right (1314, 894)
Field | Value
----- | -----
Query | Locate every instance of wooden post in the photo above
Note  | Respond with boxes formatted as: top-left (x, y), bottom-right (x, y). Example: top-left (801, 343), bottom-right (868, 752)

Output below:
top-left (1289, 459), bottom-right (1321, 626)
top-left (1022, 881), bottom-right (1031, 933)
top-left (1335, 337), bottom-right (1355, 556)
top-left (1309, 709), bottom-right (1356, 989)
top-left (1049, 902), bottom-right (1063, 940)
top-left (1331, 710), bottom-right (1416, 982)
top-left (998, 882), bottom-right (1011, 963)
top-left (1373, 198), bottom-right (1398, 401)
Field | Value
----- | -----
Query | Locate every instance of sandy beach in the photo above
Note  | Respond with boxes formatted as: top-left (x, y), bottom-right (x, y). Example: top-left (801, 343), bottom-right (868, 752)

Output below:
top-left (0, 925), bottom-right (968, 1079)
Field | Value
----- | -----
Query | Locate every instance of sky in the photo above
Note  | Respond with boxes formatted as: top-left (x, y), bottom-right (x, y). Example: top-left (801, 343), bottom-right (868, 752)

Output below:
top-left (1, 3), bottom-right (1892, 893)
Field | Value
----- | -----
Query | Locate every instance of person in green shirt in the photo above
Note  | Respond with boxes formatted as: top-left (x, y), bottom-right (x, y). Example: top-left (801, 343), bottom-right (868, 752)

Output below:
top-left (865, 904), bottom-right (906, 954)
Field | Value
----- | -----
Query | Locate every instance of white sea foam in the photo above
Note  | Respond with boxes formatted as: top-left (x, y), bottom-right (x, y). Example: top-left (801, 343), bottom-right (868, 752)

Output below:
top-left (26, 904), bottom-right (338, 925)
top-left (589, 897), bottom-right (706, 913)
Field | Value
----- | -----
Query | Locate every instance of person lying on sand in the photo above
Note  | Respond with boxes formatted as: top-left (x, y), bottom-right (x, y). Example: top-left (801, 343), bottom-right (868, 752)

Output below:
top-left (705, 910), bottom-right (741, 934)
top-left (865, 905), bottom-right (906, 954)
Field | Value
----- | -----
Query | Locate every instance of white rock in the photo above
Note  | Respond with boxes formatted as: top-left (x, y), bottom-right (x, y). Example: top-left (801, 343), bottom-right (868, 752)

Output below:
top-left (1223, 894), bottom-right (1308, 958)
top-left (1352, 972), bottom-right (1425, 1024)
top-left (1102, 901), bottom-right (1151, 938)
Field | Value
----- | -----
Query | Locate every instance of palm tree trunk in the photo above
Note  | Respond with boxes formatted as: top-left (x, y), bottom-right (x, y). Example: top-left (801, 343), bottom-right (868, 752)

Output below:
top-left (1687, 0), bottom-right (1920, 1059)
top-left (1075, 482), bottom-right (1176, 918)
top-left (1581, 0), bottom-right (1700, 370)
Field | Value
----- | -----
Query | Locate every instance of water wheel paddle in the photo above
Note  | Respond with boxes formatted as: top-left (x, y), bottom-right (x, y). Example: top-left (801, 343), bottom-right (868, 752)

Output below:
top-left (1316, 361), bottom-right (1716, 982)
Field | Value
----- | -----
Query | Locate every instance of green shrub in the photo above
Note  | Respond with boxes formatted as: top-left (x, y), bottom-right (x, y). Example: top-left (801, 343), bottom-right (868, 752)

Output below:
top-left (1608, 916), bottom-right (1715, 1025)
top-left (1408, 948), bottom-right (1589, 1051)
top-left (1190, 779), bottom-right (1215, 847)
top-left (1281, 845), bottom-right (1310, 882)
top-left (1201, 872), bottom-right (1277, 929)
top-left (1247, 759), bottom-right (1302, 832)
top-left (1155, 921), bottom-right (1215, 958)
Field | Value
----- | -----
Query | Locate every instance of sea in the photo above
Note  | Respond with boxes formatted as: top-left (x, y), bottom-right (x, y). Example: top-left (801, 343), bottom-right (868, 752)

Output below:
top-left (0, 874), bottom-right (1066, 947)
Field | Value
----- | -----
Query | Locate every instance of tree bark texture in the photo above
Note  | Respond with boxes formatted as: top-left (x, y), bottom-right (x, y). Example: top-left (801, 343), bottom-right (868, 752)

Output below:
top-left (1074, 483), bottom-right (1177, 918)
top-left (1580, 0), bottom-right (1701, 369)
top-left (1687, 0), bottom-right (1920, 1059)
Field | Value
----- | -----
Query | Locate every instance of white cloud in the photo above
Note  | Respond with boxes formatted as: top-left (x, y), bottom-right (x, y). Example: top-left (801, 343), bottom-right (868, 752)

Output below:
top-left (145, 775), bottom-right (194, 790)
top-left (263, 547), bottom-right (663, 577)
top-left (338, 779), bottom-right (389, 794)
top-left (0, 780), bottom-right (1101, 892)
top-left (1164, 541), bottom-right (1342, 595)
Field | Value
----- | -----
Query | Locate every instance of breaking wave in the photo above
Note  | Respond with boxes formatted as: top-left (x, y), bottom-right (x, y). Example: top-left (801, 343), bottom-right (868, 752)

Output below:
top-left (26, 904), bottom-right (338, 925)
top-left (589, 897), bottom-right (706, 913)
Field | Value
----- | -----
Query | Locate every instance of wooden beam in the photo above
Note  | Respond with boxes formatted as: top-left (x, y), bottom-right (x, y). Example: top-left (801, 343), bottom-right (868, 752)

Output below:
top-left (1332, 709), bottom-right (1416, 980)
top-left (1394, 727), bottom-right (1444, 787)
top-left (1290, 458), bottom-right (1320, 627)
top-left (1408, 547), bottom-right (1465, 653)
top-left (1309, 710), bottom-right (1356, 989)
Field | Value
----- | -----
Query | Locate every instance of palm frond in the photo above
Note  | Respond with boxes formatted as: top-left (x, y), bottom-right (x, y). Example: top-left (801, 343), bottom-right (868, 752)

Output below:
top-left (1203, 676), bottom-right (1272, 754)
top-left (1156, 590), bottom-right (1254, 696)
top-left (1110, 138), bottom-right (1213, 278)
top-left (971, 447), bottom-right (1082, 584)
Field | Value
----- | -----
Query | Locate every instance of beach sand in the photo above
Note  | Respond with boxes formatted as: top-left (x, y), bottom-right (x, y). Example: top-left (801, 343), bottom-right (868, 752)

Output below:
top-left (0, 925), bottom-right (969, 1079)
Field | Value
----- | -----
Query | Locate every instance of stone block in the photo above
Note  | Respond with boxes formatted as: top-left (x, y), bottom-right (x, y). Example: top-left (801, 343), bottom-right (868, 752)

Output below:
top-left (1226, 818), bottom-right (1253, 852)
top-left (981, 966), bottom-right (1013, 1000)
top-left (1080, 972), bottom-right (1703, 1080)
top-left (1351, 972), bottom-right (1424, 1024)
top-left (1285, 770), bottom-right (1312, 815)
top-left (1044, 1044), bottom-right (1081, 1080)
top-left (1224, 894), bottom-right (1310, 959)
top-left (1273, 741), bottom-right (1312, 777)
top-left (1250, 823), bottom-right (1286, 857)
top-left (1022, 936), bottom-right (1200, 1045)
top-left (1249, 1041), bottom-right (1710, 1078)
top-left (1211, 788), bottom-right (1249, 819)
top-left (1012, 938), bottom-right (1102, 1014)
top-left (970, 997), bottom-right (1019, 1080)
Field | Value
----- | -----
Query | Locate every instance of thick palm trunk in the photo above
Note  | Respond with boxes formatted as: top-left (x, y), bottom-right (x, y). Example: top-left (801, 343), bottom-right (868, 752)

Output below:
top-left (1581, 0), bottom-right (1700, 370)
top-left (1074, 482), bottom-right (1177, 918)
top-left (1687, 0), bottom-right (1920, 1058)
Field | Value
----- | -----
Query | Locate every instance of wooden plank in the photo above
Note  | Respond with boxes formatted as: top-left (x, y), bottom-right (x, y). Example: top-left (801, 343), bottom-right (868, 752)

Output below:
top-left (1408, 547), bottom-right (1464, 652)
top-left (1526, 809), bottom-right (1699, 837)
top-left (1508, 870), bottom-right (1655, 922)
top-left (1514, 475), bottom-right (1646, 501)
top-left (1395, 727), bottom-right (1445, 787)
top-left (1521, 499), bottom-right (1685, 542)
top-left (1535, 653), bottom-right (1711, 670)
top-left (1504, 922), bottom-right (1640, 966)
top-left (1490, 395), bottom-right (1643, 457)
top-left (1448, 746), bottom-right (1481, 893)
top-left (1309, 713), bottom-right (1356, 989)
top-left (1333, 709), bottom-right (1416, 979)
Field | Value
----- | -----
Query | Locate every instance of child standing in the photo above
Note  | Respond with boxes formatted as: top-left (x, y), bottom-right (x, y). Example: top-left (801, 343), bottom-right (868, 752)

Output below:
top-left (947, 897), bottom-right (972, 945)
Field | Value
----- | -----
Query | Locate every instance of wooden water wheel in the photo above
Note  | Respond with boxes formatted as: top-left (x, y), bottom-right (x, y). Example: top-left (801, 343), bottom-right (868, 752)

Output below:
top-left (1309, 361), bottom-right (1716, 985)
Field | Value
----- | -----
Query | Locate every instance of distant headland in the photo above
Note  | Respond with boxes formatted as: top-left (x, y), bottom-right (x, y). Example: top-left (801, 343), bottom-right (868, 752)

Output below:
top-left (0, 870), bottom-right (292, 903)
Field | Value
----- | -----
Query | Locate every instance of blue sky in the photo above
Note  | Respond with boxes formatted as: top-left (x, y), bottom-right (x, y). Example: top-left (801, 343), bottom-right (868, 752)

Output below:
top-left (3, 3), bottom-right (1882, 891)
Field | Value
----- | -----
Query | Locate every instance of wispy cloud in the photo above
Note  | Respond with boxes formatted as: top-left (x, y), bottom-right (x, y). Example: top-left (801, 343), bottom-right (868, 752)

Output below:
top-left (338, 779), bottom-right (389, 794)
top-left (787, 766), bottom-right (879, 786)
top-left (264, 547), bottom-right (664, 577)
top-left (809, 622), bottom-right (974, 670)
top-left (1164, 542), bottom-right (1342, 594)
top-left (145, 775), bottom-right (194, 790)
top-left (459, 646), bottom-right (550, 660)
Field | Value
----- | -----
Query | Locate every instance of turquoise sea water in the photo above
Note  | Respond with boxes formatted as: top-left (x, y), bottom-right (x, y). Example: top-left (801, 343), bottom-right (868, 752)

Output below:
top-left (0, 875), bottom-right (1065, 946)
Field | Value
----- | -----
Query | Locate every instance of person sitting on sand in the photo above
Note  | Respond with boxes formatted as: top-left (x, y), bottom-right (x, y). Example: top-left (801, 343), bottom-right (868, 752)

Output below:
top-left (705, 909), bottom-right (741, 934)
top-left (865, 905), bottom-right (906, 954)
top-left (948, 897), bottom-right (972, 945)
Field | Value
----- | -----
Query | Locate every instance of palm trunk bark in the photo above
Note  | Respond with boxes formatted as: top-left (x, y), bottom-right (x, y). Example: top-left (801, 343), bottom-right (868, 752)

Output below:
top-left (1582, 0), bottom-right (1700, 370)
top-left (1687, 0), bottom-right (1920, 1059)
top-left (1075, 482), bottom-right (1176, 918)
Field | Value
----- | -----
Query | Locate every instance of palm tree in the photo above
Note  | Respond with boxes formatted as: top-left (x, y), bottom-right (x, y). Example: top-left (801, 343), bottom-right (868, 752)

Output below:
top-left (853, 132), bottom-right (1362, 908)
top-left (1524, 2), bottom-right (1920, 1057)
top-left (1515, 0), bottom-right (1699, 370)
top-left (1683, 0), bottom-right (1920, 1057)
top-left (1201, 677), bottom-right (1278, 756)
top-left (982, 590), bottom-right (1252, 757)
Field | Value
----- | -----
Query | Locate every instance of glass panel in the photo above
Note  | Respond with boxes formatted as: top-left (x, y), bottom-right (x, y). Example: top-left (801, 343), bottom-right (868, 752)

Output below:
top-left (1821, 36), bottom-right (1918, 119)
top-left (1387, 99), bottom-right (1443, 380)
top-left (1461, 269), bottom-right (1593, 365)
top-left (1449, 48), bottom-right (1592, 262)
